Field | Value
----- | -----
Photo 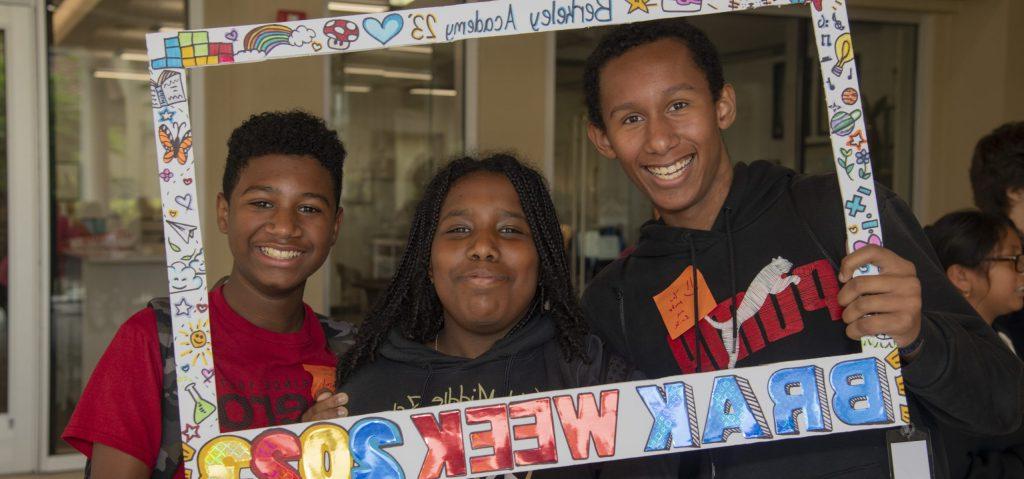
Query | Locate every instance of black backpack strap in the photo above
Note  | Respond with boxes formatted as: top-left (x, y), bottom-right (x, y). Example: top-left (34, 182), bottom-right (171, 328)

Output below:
top-left (82, 298), bottom-right (181, 479)
top-left (555, 333), bottom-right (638, 388)
top-left (150, 298), bottom-right (183, 479)
top-left (602, 352), bottom-right (632, 383)
top-left (316, 313), bottom-right (352, 358)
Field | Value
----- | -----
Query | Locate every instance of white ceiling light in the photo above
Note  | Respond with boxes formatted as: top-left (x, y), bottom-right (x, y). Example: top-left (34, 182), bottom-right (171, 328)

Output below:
top-left (94, 70), bottom-right (151, 81)
top-left (119, 51), bottom-right (151, 62)
top-left (389, 0), bottom-right (416, 6)
top-left (328, 2), bottom-right (390, 13)
top-left (344, 85), bottom-right (372, 93)
top-left (344, 66), bottom-right (433, 81)
top-left (409, 88), bottom-right (457, 97)
top-left (390, 45), bottom-right (433, 55)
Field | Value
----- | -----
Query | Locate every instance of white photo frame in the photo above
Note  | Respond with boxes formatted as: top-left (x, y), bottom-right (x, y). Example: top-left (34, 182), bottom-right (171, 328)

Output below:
top-left (146, 0), bottom-right (902, 477)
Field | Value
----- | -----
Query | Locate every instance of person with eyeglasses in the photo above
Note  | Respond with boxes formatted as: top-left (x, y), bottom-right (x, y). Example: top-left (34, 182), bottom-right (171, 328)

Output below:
top-left (970, 122), bottom-right (1024, 365)
top-left (925, 209), bottom-right (1024, 478)
top-left (925, 209), bottom-right (1024, 355)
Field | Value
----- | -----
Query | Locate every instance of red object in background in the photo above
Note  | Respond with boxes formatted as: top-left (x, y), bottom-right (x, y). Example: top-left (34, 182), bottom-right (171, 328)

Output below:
top-left (277, 10), bottom-right (307, 22)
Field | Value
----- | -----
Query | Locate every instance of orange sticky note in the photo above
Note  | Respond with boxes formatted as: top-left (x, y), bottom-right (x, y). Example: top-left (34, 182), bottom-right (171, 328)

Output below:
top-left (303, 364), bottom-right (337, 397)
top-left (653, 266), bottom-right (717, 339)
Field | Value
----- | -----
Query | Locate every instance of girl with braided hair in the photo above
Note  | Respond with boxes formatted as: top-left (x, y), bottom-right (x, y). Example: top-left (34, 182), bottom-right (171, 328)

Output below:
top-left (307, 153), bottom-right (675, 478)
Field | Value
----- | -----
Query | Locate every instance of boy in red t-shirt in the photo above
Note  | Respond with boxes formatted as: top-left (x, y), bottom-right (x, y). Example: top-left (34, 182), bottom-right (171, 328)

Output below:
top-left (63, 110), bottom-right (350, 478)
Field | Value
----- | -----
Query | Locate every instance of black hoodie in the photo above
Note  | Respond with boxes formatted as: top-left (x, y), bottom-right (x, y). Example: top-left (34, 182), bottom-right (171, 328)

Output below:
top-left (581, 161), bottom-right (1024, 478)
top-left (340, 312), bottom-right (678, 478)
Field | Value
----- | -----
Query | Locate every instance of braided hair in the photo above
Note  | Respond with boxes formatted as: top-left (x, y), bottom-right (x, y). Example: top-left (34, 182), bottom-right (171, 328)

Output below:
top-left (336, 153), bottom-right (589, 384)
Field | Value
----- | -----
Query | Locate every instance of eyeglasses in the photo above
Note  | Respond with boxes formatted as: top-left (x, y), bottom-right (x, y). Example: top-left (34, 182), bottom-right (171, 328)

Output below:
top-left (984, 255), bottom-right (1024, 274)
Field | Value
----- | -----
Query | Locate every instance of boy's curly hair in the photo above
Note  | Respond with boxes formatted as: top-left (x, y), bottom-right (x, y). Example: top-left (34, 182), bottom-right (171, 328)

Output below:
top-left (970, 122), bottom-right (1024, 217)
top-left (223, 110), bottom-right (346, 206)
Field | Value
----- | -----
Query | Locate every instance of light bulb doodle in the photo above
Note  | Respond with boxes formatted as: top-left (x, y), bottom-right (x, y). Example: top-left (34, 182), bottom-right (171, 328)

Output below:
top-left (831, 33), bottom-right (853, 77)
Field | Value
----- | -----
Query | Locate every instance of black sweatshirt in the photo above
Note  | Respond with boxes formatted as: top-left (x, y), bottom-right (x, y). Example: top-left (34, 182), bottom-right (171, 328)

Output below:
top-left (340, 312), bottom-right (678, 478)
top-left (581, 161), bottom-right (1024, 478)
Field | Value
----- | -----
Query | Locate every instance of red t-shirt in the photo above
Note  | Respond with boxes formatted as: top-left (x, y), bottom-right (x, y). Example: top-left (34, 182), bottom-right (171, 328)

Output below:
top-left (63, 286), bottom-right (336, 478)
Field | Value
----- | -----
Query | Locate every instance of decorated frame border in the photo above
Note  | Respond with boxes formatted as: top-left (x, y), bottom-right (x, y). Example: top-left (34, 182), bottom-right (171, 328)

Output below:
top-left (146, 0), bottom-right (903, 477)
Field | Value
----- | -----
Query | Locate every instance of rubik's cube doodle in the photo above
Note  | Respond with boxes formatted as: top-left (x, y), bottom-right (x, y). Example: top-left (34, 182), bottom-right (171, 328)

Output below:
top-left (151, 31), bottom-right (234, 69)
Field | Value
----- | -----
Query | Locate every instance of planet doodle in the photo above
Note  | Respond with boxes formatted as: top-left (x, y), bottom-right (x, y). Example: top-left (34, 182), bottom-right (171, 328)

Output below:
top-left (830, 109), bottom-right (862, 137)
top-left (842, 88), bottom-right (859, 105)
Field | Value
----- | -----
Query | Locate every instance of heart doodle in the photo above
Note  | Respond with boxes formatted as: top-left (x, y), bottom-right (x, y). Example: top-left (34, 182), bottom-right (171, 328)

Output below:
top-left (197, 303), bottom-right (208, 313)
top-left (848, 225), bottom-right (858, 234)
top-left (852, 233), bottom-right (882, 251)
top-left (312, 41), bottom-right (322, 52)
top-left (202, 368), bottom-right (215, 382)
top-left (183, 178), bottom-right (193, 185)
top-left (175, 193), bottom-right (194, 211)
top-left (169, 209), bottom-right (179, 218)
top-left (225, 29), bottom-right (238, 41)
top-left (363, 14), bottom-right (403, 45)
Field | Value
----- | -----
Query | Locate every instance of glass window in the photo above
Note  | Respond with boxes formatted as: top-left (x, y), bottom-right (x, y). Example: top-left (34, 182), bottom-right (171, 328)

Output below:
top-left (554, 11), bottom-right (917, 287)
top-left (328, 26), bottom-right (463, 324)
top-left (47, 0), bottom-right (185, 453)
top-left (801, 20), bottom-right (917, 198)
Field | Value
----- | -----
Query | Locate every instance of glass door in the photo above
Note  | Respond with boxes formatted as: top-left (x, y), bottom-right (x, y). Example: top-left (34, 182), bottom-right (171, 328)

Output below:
top-left (0, 1), bottom-right (44, 473)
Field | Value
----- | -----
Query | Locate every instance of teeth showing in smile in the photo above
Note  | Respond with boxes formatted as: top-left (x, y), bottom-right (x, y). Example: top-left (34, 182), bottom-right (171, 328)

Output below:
top-left (260, 247), bottom-right (302, 260)
top-left (646, 154), bottom-right (694, 180)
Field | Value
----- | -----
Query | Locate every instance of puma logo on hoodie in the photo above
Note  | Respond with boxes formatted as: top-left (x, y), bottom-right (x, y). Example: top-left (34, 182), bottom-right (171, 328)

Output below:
top-left (706, 256), bottom-right (802, 368)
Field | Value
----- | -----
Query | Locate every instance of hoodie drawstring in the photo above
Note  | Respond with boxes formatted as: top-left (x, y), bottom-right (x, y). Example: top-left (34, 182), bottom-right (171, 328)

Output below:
top-left (502, 352), bottom-right (518, 395)
top-left (726, 207), bottom-right (740, 368)
top-left (417, 363), bottom-right (434, 407)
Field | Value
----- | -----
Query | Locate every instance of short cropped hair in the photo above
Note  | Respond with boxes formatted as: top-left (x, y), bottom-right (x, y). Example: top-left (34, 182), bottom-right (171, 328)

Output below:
top-left (583, 19), bottom-right (725, 130)
top-left (223, 110), bottom-right (346, 207)
top-left (970, 121), bottom-right (1024, 216)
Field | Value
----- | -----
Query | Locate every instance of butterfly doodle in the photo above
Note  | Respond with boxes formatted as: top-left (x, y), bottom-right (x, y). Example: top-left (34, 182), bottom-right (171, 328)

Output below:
top-left (159, 122), bottom-right (193, 166)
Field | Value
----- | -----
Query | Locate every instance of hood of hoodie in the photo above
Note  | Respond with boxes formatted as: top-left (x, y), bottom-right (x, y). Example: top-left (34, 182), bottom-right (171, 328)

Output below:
top-left (339, 308), bottom-right (573, 416)
top-left (378, 310), bottom-right (557, 370)
top-left (632, 160), bottom-right (794, 257)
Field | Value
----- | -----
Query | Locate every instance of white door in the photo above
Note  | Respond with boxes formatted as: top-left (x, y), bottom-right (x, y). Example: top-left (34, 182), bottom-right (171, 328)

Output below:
top-left (0, 0), bottom-right (44, 474)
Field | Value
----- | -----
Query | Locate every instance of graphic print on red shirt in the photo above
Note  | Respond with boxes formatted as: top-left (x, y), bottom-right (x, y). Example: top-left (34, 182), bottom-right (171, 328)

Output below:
top-left (62, 286), bottom-right (336, 478)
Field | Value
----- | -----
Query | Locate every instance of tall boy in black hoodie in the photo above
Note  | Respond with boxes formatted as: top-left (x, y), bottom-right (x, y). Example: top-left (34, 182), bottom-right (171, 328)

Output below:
top-left (581, 20), bottom-right (1023, 478)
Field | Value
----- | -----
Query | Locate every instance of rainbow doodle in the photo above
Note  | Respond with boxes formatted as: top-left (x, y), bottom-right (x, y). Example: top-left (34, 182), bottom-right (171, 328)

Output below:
top-left (151, 31), bottom-right (234, 69)
top-left (243, 24), bottom-right (296, 54)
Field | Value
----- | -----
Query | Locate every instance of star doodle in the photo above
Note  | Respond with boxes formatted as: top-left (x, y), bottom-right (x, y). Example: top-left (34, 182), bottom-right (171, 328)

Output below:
top-left (175, 297), bottom-right (194, 317)
top-left (159, 107), bottom-right (175, 123)
top-left (624, 0), bottom-right (654, 13)
top-left (846, 130), bottom-right (866, 150)
top-left (182, 423), bottom-right (200, 442)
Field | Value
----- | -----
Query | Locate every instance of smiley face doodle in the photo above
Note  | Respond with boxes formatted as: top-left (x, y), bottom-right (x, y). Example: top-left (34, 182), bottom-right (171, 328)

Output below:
top-left (179, 318), bottom-right (211, 365)
top-left (190, 329), bottom-right (208, 348)
top-left (168, 260), bottom-right (204, 292)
